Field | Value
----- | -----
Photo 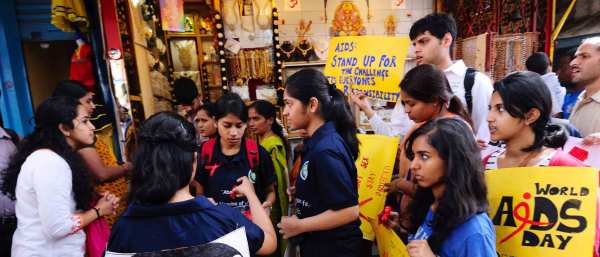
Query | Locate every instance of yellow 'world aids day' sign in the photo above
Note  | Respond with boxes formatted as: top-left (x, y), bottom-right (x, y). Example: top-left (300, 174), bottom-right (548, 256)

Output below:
top-left (324, 36), bottom-right (410, 102)
top-left (485, 167), bottom-right (598, 257)
top-left (355, 134), bottom-right (399, 240)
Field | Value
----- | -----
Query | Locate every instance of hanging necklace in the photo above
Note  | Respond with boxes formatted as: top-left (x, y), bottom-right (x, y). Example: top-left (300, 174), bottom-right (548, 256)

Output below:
top-left (500, 148), bottom-right (539, 168)
top-left (263, 49), bottom-right (272, 81)
top-left (296, 40), bottom-right (313, 57)
top-left (280, 42), bottom-right (296, 59)
top-left (517, 149), bottom-right (542, 167)
top-left (239, 50), bottom-right (247, 79)
top-left (312, 39), bottom-right (329, 59)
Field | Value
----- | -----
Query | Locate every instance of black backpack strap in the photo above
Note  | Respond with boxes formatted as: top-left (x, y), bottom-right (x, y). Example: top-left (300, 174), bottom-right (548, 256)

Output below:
top-left (1, 128), bottom-right (19, 146)
top-left (464, 68), bottom-right (477, 114)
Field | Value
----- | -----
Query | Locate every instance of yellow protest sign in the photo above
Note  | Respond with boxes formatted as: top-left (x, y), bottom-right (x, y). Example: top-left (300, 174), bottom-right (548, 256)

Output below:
top-left (356, 134), bottom-right (399, 240)
top-left (485, 167), bottom-right (598, 257)
top-left (324, 36), bottom-right (410, 102)
top-left (369, 219), bottom-right (410, 257)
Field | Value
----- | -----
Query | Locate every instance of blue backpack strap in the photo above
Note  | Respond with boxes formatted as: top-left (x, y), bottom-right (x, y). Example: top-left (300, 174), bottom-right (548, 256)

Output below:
top-left (464, 68), bottom-right (477, 114)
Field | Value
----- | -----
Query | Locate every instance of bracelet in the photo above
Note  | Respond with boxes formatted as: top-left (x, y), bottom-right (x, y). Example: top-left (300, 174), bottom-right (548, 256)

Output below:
top-left (70, 215), bottom-right (82, 234)
top-left (92, 207), bottom-right (101, 219)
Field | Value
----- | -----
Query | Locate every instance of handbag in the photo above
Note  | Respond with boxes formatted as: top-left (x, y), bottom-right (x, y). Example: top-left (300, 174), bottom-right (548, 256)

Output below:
top-left (85, 203), bottom-right (111, 257)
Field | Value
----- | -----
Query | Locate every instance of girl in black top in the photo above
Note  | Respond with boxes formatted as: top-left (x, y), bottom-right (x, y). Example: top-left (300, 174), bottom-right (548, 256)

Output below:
top-left (195, 93), bottom-right (276, 216)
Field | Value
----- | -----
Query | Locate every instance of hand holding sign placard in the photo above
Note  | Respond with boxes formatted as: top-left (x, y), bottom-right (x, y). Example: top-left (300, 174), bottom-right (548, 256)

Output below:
top-left (563, 136), bottom-right (600, 168)
top-left (355, 134), bottom-right (399, 240)
top-left (324, 36), bottom-right (410, 102)
top-left (369, 218), bottom-right (410, 257)
top-left (485, 167), bottom-right (598, 257)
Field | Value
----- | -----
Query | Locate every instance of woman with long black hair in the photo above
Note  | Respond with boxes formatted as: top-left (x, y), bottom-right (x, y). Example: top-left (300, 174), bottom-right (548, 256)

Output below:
top-left (248, 100), bottom-right (289, 257)
top-left (385, 64), bottom-right (473, 212)
top-left (52, 80), bottom-right (130, 226)
top-left (2, 97), bottom-right (118, 257)
top-left (277, 68), bottom-right (361, 257)
top-left (403, 118), bottom-right (495, 257)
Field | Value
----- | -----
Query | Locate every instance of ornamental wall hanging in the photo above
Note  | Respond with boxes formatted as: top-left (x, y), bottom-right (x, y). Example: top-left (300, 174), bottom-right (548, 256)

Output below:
top-left (489, 32), bottom-right (539, 81)
top-left (455, 33), bottom-right (489, 72)
top-left (328, 0), bottom-right (367, 37)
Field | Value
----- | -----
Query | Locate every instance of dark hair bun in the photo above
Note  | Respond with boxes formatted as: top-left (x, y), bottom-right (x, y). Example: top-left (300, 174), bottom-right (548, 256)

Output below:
top-left (544, 123), bottom-right (568, 149)
top-left (137, 112), bottom-right (197, 151)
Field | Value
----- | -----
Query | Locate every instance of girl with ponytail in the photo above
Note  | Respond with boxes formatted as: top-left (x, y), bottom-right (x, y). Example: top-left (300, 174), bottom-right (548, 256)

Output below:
top-left (386, 64), bottom-right (474, 208)
top-left (248, 100), bottom-right (290, 257)
top-left (484, 71), bottom-right (583, 169)
top-left (278, 68), bottom-right (361, 257)
top-left (194, 93), bottom-right (277, 219)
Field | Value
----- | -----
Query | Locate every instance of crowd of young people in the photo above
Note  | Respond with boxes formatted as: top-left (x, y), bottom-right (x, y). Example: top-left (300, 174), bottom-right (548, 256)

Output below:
top-left (1, 11), bottom-right (600, 257)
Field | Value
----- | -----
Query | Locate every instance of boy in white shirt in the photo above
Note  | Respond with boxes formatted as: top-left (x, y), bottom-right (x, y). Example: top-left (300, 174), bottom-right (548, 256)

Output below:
top-left (352, 13), bottom-right (493, 142)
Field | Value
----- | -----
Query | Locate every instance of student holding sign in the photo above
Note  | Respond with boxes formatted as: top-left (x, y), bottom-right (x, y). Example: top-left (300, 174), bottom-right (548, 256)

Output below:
top-left (385, 65), bottom-right (473, 211)
top-left (351, 13), bottom-right (493, 143)
top-left (402, 118), bottom-right (496, 257)
top-left (107, 112), bottom-right (277, 255)
top-left (483, 71), bottom-right (600, 256)
top-left (277, 68), bottom-right (362, 257)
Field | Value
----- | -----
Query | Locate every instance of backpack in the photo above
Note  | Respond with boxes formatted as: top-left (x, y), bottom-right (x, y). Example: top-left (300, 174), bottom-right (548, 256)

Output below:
top-left (464, 67), bottom-right (477, 114)
top-left (200, 138), bottom-right (259, 177)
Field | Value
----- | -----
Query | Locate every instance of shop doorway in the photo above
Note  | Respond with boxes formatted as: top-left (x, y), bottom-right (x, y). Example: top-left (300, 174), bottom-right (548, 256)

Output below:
top-left (22, 41), bottom-right (77, 108)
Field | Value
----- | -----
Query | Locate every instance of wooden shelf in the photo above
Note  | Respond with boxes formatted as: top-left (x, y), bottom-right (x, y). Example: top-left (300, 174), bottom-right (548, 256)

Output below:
top-left (166, 33), bottom-right (214, 38)
top-left (282, 60), bottom-right (327, 68)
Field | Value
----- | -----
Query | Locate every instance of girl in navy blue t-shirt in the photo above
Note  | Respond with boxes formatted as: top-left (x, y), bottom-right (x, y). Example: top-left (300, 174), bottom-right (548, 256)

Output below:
top-left (107, 112), bottom-right (277, 255)
top-left (195, 93), bottom-right (276, 216)
top-left (277, 69), bottom-right (362, 257)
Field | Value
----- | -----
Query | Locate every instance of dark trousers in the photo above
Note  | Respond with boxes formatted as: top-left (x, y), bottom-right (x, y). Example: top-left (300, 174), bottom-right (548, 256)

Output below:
top-left (0, 215), bottom-right (17, 257)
